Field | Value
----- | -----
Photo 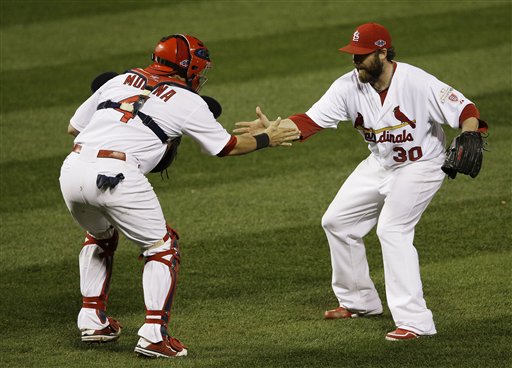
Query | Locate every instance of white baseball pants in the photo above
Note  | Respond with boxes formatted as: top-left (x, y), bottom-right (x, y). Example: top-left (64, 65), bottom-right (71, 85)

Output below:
top-left (321, 154), bottom-right (445, 335)
top-left (59, 148), bottom-right (179, 343)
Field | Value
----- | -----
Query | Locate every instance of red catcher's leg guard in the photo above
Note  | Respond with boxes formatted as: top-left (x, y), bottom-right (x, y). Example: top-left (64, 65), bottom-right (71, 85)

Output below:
top-left (81, 228), bottom-right (119, 323)
top-left (83, 228), bottom-right (119, 258)
top-left (145, 310), bottom-right (170, 331)
top-left (143, 224), bottom-right (180, 272)
top-left (141, 224), bottom-right (181, 338)
top-left (82, 296), bottom-right (107, 311)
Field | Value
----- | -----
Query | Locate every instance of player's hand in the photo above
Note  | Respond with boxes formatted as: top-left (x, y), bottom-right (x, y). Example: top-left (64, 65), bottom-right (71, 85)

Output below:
top-left (264, 117), bottom-right (301, 147)
top-left (233, 106), bottom-right (270, 135)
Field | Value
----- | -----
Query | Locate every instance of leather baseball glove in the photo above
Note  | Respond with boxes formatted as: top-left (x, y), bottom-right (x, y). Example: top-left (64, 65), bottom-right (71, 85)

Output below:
top-left (441, 131), bottom-right (485, 179)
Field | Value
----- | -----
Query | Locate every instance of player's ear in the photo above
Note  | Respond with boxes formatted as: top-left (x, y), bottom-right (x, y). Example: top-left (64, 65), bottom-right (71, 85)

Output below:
top-left (378, 49), bottom-right (388, 61)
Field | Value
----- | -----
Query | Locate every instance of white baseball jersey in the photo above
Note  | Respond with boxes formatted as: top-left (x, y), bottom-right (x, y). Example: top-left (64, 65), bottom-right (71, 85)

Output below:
top-left (62, 70), bottom-right (234, 344)
top-left (70, 72), bottom-right (232, 174)
top-left (306, 62), bottom-right (473, 168)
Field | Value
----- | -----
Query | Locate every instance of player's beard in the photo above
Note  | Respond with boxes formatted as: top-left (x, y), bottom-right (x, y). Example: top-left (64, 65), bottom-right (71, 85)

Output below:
top-left (357, 53), bottom-right (384, 84)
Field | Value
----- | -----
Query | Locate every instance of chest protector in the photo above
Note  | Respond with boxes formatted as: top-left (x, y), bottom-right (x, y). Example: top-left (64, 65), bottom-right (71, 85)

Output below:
top-left (97, 68), bottom-right (196, 173)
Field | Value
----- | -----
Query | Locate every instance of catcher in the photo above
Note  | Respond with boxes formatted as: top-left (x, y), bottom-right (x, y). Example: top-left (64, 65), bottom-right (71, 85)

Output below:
top-left (59, 34), bottom-right (300, 358)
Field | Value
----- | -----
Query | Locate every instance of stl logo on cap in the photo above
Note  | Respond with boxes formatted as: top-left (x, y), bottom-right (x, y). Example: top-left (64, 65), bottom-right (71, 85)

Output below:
top-left (339, 23), bottom-right (392, 55)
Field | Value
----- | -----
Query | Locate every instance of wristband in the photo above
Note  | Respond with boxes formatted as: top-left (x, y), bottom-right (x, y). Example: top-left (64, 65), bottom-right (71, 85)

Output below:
top-left (254, 133), bottom-right (270, 150)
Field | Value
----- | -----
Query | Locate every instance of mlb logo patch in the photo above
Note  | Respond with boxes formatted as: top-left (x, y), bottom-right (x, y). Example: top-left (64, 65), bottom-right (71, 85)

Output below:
top-left (374, 39), bottom-right (386, 47)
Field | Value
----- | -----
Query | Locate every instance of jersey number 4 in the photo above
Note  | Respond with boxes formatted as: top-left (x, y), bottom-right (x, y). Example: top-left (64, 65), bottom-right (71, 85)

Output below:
top-left (393, 146), bottom-right (423, 163)
top-left (114, 96), bottom-right (140, 123)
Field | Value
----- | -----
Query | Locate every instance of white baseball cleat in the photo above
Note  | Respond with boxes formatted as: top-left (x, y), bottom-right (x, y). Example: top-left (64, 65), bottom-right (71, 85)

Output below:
top-left (134, 336), bottom-right (187, 358)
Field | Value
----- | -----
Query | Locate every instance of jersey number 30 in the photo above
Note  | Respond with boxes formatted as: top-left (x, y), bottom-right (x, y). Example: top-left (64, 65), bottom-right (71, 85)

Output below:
top-left (393, 146), bottom-right (423, 163)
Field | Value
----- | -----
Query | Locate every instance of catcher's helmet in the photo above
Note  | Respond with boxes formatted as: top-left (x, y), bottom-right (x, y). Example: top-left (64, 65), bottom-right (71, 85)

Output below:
top-left (151, 34), bottom-right (211, 92)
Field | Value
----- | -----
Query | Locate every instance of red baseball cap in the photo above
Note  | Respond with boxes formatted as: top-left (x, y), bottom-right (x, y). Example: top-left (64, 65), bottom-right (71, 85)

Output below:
top-left (339, 23), bottom-right (392, 55)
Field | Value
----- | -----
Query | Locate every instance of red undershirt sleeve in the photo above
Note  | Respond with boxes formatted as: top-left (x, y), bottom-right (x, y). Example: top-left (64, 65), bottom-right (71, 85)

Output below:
top-left (288, 114), bottom-right (323, 141)
top-left (217, 135), bottom-right (238, 157)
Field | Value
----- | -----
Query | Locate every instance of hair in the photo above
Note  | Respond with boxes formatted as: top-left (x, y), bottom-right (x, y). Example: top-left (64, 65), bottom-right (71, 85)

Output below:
top-left (385, 47), bottom-right (396, 61)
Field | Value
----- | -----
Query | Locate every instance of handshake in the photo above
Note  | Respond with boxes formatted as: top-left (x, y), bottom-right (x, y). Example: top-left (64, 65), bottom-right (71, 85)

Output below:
top-left (234, 106), bottom-right (301, 148)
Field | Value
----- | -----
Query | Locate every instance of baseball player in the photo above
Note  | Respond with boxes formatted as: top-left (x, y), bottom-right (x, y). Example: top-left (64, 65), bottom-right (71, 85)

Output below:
top-left (235, 23), bottom-right (488, 341)
top-left (59, 34), bottom-right (300, 358)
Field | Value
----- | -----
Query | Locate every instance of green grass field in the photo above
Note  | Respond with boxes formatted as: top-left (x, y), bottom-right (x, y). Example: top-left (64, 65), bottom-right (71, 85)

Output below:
top-left (1, 1), bottom-right (511, 367)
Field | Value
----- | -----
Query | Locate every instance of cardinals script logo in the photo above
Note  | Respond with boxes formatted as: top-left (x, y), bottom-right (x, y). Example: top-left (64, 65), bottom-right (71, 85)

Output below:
top-left (353, 107), bottom-right (416, 143)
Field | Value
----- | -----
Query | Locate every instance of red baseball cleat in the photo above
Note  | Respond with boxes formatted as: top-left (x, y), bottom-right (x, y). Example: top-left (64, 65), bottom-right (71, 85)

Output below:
top-left (134, 336), bottom-right (187, 358)
top-left (385, 328), bottom-right (420, 341)
top-left (81, 317), bottom-right (122, 342)
top-left (324, 306), bottom-right (359, 319)
top-left (324, 306), bottom-right (383, 319)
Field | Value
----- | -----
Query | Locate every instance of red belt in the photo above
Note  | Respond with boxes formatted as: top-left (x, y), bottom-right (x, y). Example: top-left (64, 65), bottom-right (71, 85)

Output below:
top-left (72, 144), bottom-right (126, 161)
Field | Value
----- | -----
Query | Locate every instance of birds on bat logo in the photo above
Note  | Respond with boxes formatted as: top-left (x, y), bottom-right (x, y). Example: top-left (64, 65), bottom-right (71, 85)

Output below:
top-left (353, 109), bottom-right (416, 144)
